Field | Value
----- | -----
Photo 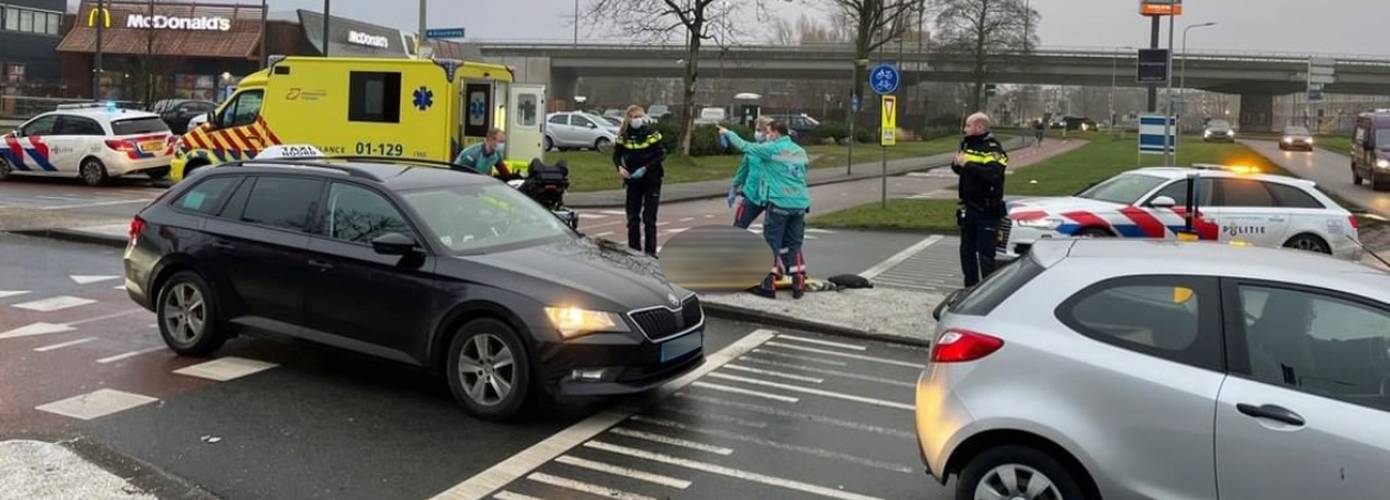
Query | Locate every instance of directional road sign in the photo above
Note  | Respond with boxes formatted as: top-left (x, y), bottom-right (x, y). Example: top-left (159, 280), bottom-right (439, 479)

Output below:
top-left (880, 96), bottom-right (897, 147)
top-left (426, 28), bottom-right (466, 39)
top-left (869, 63), bottom-right (900, 95)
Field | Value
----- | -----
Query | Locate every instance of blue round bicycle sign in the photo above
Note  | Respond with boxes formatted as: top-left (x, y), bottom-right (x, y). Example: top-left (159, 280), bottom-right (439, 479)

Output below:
top-left (869, 63), bottom-right (900, 95)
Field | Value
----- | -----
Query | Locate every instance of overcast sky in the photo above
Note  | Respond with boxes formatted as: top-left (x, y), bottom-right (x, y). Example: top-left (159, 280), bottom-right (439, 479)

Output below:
top-left (72, 0), bottom-right (1390, 56)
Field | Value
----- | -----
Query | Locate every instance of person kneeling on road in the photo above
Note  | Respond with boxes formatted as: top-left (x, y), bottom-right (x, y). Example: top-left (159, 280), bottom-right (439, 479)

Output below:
top-left (453, 128), bottom-right (514, 178)
top-left (730, 116), bottom-right (775, 229)
top-left (719, 121), bottom-right (812, 299)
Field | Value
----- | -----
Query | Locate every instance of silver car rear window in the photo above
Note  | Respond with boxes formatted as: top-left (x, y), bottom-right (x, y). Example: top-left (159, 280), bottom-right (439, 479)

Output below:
top-left (951, 256), bottom-right (1046, 316)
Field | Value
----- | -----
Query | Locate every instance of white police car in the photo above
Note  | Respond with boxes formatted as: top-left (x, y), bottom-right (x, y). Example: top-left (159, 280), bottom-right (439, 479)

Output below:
top-left (0, 103), bottom-right (176, 186)
top-left (1000, 165), bottom-right (1363, 261)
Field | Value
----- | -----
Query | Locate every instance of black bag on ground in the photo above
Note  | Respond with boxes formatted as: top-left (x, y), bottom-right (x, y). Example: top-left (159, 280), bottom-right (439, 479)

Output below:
top-left (828, 274), bottom-right (874, 289)
top-left (519, 159), bottom-right (570, 210)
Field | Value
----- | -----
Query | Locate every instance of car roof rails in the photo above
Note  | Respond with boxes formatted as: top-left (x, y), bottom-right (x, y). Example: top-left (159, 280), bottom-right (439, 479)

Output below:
top-left (222, 158), bottom-right (383, 181)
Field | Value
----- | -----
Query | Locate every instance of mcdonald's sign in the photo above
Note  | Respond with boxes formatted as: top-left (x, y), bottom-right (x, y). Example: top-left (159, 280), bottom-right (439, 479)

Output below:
top-left (86, 6), bottom-right (112, 28)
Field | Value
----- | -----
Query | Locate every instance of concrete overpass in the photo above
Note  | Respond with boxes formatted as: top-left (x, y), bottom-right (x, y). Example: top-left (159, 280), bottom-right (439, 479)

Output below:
top-left (479, 42), bottom-right (1390, 131)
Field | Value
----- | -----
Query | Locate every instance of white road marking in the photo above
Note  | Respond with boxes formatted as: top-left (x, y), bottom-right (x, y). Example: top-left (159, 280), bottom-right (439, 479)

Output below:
top-left (429, 329), bottom-right (779, 500)
top-left (0, 322), bottom-right (76, 339)
top-left (664, 227), bottom-right (689, 234)
top-left (738, 357), bottom-right (916, 388)
top-left (35, 388), bottom-right (158, 421)
top-left (67, 309), bottom-right (145, 327)
top-left (0, 290), bottom-right (30, 300)
top-left (33, 337), bottom-right (98, 352)
top-left (600, 210), bottom-right (627, 215)
top-left (653, 406), bottom-right (768, 429)
top-left (627, 416), bottom-right (915, 474)
top-left (689, 381), bottom-right (799, 403)
top-left (804, 228), bottom-right (836, 234)
top-left (554, 455), bottom-right (692, 489)
top-left (720, 364), bottom-right (824, 383)
top-left (525, 472), bottom-right (655, 500)
top-left (679, 217), bottom-right (694, 222)
top-left (585, 441), bottom-right (883, 500)
top-left (594, 231), bottom-right (614, 237)
top-left (705, 373), bottom-right (915, 411)
top-left (579, 213), bottom-right (609, 219)
top-left (37, 195), bottom-right (88, 201)
top-left (674, 393), bottom-right (916, 438)
top-left (763, 342), bottom-right (926, 369)
top-left (12, 296), bottom-right (97, 312)
top-left (40, 199), bottom-right (152, 210)
top-left (703, 214), bottom-right (715, 219)
top-left (858, 235), bottom-right (943, 280)
top-left (609, 427), bottom-right (734, 455)
top-left (70, 275), bottom-right (120, 285)
top-left (748, 349), bottom-right (848, 366)
top-left (775, 334), bottom-right (867, 351)
top-left (655, 221), bottom-right (670, 227)
top-left (173, 357), bottom-right (278, 381)
top-left (492, 492), bottom-right (545, 500)
top-left (95, 346), bottom-right (165, 364)
top-left (113, 285), bottom-right (127, 291)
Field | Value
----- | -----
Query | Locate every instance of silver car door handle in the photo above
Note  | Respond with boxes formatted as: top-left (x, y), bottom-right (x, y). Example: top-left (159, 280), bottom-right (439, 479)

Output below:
top-left (1237, 403), bottom-right (1305, 426)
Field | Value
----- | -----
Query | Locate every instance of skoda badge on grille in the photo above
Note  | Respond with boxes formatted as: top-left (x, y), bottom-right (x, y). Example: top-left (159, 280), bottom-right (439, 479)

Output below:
top-left (667, 293), bottom-right (680, 307)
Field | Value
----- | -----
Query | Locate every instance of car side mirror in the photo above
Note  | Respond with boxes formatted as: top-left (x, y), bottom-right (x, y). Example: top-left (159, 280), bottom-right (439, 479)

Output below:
top-left (371, 232), bottom-right (419, 256)
top-left (1150, 196), bottom-right (1177, 209)
top-left (588, 123), bottom-right (598, 129)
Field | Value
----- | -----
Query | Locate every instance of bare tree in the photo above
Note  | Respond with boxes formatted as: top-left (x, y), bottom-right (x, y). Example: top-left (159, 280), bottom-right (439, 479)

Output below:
top-left (934, 0), bottom-right (1038, 111)
top-left (823, 0), bottom-right (923, 109)
top-left (584, 0), bottom-right (766, 155)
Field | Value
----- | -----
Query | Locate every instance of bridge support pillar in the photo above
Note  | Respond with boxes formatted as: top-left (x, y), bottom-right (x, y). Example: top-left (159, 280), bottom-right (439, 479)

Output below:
top-left (1239, 93), bottom-right (1275, 133)
top-left (551, 71), bottom-right (579, 110)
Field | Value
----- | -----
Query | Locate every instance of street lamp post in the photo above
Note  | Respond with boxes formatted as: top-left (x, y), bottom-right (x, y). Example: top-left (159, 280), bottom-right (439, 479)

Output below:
top-left (322, 0), bottom-right (331, 56)
top-left (574, 0), bottom-right (580, 45)
top-left (1180, 22), bottom-right (1217, 133)
top-left (1111, 46), bottom-right (1134, 130)
top-left (1163, 12), bottom-right (1175, 166)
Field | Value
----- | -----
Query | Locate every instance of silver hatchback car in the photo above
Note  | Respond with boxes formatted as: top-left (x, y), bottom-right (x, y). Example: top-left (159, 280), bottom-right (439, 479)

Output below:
top-left (917, 239), bottom-right (1390, 500)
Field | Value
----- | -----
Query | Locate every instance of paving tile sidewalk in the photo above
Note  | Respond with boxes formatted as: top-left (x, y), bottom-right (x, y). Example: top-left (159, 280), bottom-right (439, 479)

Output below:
top-left (567, 136), bottom-right (1033, 208)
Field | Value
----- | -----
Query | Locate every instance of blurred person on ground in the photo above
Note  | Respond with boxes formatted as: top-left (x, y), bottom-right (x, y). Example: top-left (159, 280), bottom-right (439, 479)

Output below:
top-left (613, 105), bottom-right (666, 257)
top-left (952, 112), bottom-right (1008, 288)
top-left (719, 121), bottom-right (812, 299)
top-left (730, 116), bottom-right (776, 229)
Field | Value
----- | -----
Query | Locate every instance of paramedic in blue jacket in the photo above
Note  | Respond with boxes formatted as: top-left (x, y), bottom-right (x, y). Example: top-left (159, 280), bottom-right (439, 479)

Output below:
top-left (730, 116), bottom-right (775, 229)
top-left (719, 121), bottom-right (813, 299)
top-left (453, 128), bottom-right (511, 177)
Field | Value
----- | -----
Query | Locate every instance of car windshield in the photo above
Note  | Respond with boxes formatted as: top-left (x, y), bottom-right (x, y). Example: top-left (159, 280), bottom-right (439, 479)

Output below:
top-left (1207, 120), bottom-right (1231, 130)
top-left (111, 117), bottom-right (170, 135)
top-left (1077, 173), bottom-right (1168, 204)
top-left (401, 182), bottom-right (573, 254)
top-left (1285, 127), bottom-right (1310, 136)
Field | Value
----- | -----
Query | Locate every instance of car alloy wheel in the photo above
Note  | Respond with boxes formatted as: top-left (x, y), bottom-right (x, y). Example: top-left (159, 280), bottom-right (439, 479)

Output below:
top-left (0, 157), bottom-right (12, 179)
top-left (80, 159), bottom-right (108, 186)
top-left (974, 464), bottom-right (1062, 500)
top-left (163, 282), bottom-right (207, 345)
top-left (595, 137), bottom-right (612, 152)
top-left (544, 136), bottom-right (555, 152)
top-left (456, 333), bottom-right (516, 407)
top-left (1284, 234), bottom-right (1331, 254)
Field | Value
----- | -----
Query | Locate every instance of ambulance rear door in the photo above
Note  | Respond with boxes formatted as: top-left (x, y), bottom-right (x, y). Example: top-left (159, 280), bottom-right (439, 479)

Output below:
top-left (507, 84), bottom-right (546, 165)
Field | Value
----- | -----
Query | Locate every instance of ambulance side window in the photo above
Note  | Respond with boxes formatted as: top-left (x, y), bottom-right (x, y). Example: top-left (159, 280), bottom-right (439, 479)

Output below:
top-left (517, 94), bottom-right (539, 127)
top-left (349, 72), bottom-right (402, 124)
top-left (221, 91), bottom-right (264, 129)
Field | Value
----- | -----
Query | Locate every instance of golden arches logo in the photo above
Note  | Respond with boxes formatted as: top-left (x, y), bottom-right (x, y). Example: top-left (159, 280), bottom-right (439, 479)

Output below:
top-left (86, 7), bottom-right (111, 28)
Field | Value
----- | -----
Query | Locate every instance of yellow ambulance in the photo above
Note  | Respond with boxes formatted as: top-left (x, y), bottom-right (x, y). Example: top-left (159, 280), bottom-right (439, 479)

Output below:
top-left (169, 56), bottom-right (546, 181)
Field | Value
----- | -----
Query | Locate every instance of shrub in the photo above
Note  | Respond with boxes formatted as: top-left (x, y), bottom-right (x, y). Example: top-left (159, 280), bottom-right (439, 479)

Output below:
top-left (814, 122), bottom-right (850, 144)
top-left (686, 124), bottom-right (754, 157)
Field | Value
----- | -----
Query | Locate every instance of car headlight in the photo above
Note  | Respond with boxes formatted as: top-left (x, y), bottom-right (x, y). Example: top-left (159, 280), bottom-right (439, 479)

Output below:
top-left (1377, 159), bottom-right (1390, 169)
top-left (1283, 137), bottom-right (1293, 143)
top-left (1226, 130), bottom-right (1235, 136)
top-left (1203, 131), bottom-right (1212, 137)
top-left (1016, 217), bottom-right (1064, 230)
top-left (1307, 138), bottom-right (1314, 145)
top-left (545, 306), bottom-right (629, 338)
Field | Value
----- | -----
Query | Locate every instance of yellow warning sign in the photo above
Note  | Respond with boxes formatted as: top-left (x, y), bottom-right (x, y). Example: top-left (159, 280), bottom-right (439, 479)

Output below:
top-left (880, 95), bottom-right (897, 147)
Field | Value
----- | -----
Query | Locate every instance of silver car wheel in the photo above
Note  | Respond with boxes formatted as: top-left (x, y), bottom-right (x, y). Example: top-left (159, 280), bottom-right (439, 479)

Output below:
top-left (974, 464), bottom-right (1061, 500)
top-left (456, 333), bottom-right (515, 407)
top-left (162, 282), bottom-right (207, 344)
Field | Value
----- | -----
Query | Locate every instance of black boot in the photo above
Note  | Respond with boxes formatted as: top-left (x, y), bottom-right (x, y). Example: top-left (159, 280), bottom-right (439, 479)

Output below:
top-left (750, 273), bottom-right (777, 298)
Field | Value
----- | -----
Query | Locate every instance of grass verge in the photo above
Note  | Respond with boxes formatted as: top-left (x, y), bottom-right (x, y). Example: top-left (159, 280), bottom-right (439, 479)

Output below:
top-left (554, 136), bottom-right (965, 193)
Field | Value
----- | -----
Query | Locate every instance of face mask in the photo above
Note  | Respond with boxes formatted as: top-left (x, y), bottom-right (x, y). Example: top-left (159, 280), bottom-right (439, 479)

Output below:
top-left (755, 131), bottom-right (766, 143)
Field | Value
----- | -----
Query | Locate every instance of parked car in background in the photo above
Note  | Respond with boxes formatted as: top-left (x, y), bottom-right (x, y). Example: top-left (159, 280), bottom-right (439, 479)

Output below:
top-left (152, 99), bottom-right (217, 134)
top-left (545, 112), bottom-right (618, 152)
top-left (647, 105), bottom-right (672, 121)
top-left (1351, 111), bottom-right (1390, 190)
top-left (765, 113), bottom-right (821, 138)
top-left (693, 107), bottom-right (727, 126)
top-left (921, 238), bottom-right (1390, 500)
top-left (1204, 119), bottom-right (1237, 142)
top-left (602, 108), bottom-right (624, 120)
top-left (0, 104), bottom-right (176, 185)
top-left (1280, 126), bottom-right (1315, 151)
top-left (599, 115), bottom-right (623, 128)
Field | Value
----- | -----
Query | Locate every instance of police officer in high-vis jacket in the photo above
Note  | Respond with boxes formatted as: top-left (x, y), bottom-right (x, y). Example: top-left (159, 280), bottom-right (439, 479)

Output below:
top-left (952, 113), bottom-right (1008, 287)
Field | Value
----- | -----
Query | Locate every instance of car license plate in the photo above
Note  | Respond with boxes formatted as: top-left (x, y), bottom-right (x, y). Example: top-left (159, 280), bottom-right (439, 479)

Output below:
top-left (139, 141), bottom-right (163, 153)
top-left (660, 331), bottom-right (702, 362)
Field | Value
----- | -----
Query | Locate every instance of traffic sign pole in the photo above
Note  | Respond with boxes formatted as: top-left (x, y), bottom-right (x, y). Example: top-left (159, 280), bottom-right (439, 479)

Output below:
top-left (869, 61), bottom-right (900, 209)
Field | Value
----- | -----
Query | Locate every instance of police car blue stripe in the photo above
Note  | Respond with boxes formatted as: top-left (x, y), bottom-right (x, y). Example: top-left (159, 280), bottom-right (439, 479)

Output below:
top-left (24, 149), bottom-right (58, 172)
top-left (0, 149), bottom-right (28, 171)
top-left (1113, 224), bottom-right (1148, 238)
